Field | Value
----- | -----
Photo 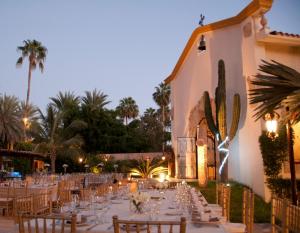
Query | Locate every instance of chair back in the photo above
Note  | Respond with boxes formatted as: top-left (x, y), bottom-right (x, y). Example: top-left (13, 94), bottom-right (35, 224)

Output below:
top-left (80, 188), bottom-right (92, 201)
top-left (112, 215), bottom-right (186, 233)
top-left (33, 191), bottom-right (52, 215)
top-left (216, 182), bottom-right (225, 205)
top-left (13, 195), bottom-right (34, 217)
top-left (217, 183), bottom-right (231, 221)
top-left (242, 187), bottom-right (254, 233)
top-left (58, 189), bottom-right (71, 205)
top-left (0, 187), bottom-right (10, 199)
top-left (271, 196), bottom-right (300, 233)
top-left (13, 187), bottom-right (28, 198)
top-left (286, 201), bottom-right (300, 233)
top-left (18, 213), bottom-right (77, 233)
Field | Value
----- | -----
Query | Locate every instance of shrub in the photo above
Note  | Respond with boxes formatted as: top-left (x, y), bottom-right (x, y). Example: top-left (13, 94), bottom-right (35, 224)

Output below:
top-left (259, 126), bottom-right (287, 178)
top-left (267, 178), bottom-right (300, 199)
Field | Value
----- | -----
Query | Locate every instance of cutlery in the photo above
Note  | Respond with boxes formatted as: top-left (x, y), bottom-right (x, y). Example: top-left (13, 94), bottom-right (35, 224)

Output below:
top-left (86, 223), bottom-right (99, 231)
top-left (106, 224), bottom-right (113, 230)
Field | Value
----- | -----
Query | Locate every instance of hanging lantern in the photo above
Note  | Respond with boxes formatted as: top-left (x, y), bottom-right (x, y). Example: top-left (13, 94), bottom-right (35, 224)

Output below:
top-left (263, 112), bottom-right (280, 139)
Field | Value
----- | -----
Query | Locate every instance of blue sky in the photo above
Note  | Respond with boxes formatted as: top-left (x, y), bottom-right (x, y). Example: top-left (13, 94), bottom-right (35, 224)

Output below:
top-left (0, 0), bottom-right (299, 114)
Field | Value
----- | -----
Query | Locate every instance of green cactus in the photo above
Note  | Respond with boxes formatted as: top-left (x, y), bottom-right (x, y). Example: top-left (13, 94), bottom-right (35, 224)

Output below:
top-left (203, 59), bottom-right (241, 181)
top-left (204, 59), bottom-right (241, 142)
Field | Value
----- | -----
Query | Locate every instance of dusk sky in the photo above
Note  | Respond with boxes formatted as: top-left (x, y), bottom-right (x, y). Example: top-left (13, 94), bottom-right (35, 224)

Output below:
top-left (0, 0), bottom-right (299, 114)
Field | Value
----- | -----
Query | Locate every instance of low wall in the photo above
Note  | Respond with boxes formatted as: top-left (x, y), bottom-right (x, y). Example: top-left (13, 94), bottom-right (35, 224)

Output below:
top-left (98, 152), bottom-right (163, 161)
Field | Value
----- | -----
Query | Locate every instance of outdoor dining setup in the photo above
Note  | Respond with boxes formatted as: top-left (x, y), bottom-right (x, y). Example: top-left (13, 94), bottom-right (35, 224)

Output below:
top-left (0, 173), bottom-right (258, 233)
top-left (0, 167), bottom-right (298, 233)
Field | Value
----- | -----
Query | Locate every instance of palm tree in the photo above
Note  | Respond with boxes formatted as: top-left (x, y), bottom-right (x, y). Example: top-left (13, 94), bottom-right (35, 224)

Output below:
top-left (130, 158), bottom-right (168, 178)
top-left (0, 94), bottom-right (23, 149)
top-left (50, 91), bottom-right (80, 127)
top-left (16, 40), bottom-right (47, 111)
top-left (35, 103), bottom-right (87, 173)
top-left (249, 60), bottom-right (300, 205)
top-left (116, 97), bottom-right (139, 125)
top-left (153, 83), bottom-right (170, 123)
top-left (82, 89), bottom-right (110, 112)
top-left (143, 108), bottom-right (157, 118)
top-left (152, 83), bottom-right (171, 153)
top-left (19, 101), bottom-right (39, 140)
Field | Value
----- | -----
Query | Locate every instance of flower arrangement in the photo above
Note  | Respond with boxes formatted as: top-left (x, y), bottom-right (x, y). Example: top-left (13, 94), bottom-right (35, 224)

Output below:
top-left (129, 192), bottom-right (149, 213)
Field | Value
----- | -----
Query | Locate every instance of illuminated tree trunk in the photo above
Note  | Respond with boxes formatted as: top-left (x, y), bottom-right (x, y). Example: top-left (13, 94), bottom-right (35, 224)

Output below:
top-left (286, 121), bottom-right (297, 205)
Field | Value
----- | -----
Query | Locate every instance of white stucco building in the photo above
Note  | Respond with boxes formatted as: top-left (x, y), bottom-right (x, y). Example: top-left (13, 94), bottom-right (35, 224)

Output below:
top-left (165, 0), bottom-right (300, 200)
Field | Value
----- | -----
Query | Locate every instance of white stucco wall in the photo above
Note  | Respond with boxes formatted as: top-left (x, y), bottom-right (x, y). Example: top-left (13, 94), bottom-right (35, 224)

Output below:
top-left (171, 22), bottom-right (246, 180)
top-left (170, 12), bottom-right (300, 200)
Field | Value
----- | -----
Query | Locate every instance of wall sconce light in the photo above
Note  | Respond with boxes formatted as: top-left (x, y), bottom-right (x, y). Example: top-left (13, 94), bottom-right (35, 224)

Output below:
top-left (198, 35), bottom-right (206, 52)
top-left (263, 112), bottom-right (279, 139)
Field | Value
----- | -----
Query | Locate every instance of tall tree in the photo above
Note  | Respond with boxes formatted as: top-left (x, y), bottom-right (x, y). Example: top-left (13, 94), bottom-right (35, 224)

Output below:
top-left (35, 103), bottom-right (86, 173)
top-left (19, 101), bottom-right (39, 140)
top-left (16, 40), bottom-right (47, 111)
top-left (152, 83), bottom-right (171, 152)
top-left (82, 89), bottom-right (110, 112)
top-left (116, 97), bottom-right (139, 125)
top-left (0, 95), bottom-right (23, 149)
top-left (140, 108), bottom-right (163, 151)
top-left (50, 91), bottom-right (80, 128)
top-left (249, 60), bottom-right (300, 205)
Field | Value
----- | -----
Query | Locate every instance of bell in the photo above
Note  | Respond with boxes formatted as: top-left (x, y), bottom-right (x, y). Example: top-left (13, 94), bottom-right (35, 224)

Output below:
top-left (198, 35), bottom-right (206, 51)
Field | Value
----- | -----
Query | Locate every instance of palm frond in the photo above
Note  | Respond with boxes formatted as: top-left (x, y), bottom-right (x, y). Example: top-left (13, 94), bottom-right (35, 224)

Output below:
top-left (249, 60), bottom-right (300, 123)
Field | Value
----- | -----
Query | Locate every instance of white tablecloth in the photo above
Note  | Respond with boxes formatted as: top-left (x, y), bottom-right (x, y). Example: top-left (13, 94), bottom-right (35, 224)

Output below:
top-left (66, 189), bottom-right (229, 233)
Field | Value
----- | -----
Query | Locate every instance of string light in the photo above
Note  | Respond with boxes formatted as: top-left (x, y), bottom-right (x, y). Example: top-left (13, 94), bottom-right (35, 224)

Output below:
top-left (218, 136), bottom-right (230, 175)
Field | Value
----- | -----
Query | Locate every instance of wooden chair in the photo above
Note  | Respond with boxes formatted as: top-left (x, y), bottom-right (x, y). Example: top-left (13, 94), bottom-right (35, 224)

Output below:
top-left (58, 189), bottom-right (71, 205)
top-left (79, 188), bottom-right (92, 201)
top-left (271, 196), bottom-right (300, 233)
top-left (271, 196), bottom-right (288, 233)
top-left (33, 191), bottom-right (52, 215)
top-left (18, 213), bottom-right (77, 233)
top-left (0, 187), bottom-right (14, 216)
top-left (13, 187), bottom-right (28, 198)
top-left (242, 187), bottom-right (254, 233)
top-left (112, 215), bottom-right (186, 233)
top-left (221, 185), bottom-right (231, 221)
top-left (96, 184), bottom-right (109, 196)
top-left (286, 200), bottom-right (300, 233)
top-left (216, 182), bottom-right (225, 206)
top-left (13, 195), bottom-right (34, 218)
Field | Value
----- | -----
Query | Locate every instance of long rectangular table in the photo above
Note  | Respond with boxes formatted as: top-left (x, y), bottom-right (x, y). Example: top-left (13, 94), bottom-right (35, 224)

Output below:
top-left (58, 189), bottom-right (229, 233)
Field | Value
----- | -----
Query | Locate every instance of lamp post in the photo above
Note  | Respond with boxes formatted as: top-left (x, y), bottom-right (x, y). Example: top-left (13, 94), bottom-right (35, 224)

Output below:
top-left (62, 164), bottom-right (68, 174)
top-left (44, 163), bottom-right (50, 173)
top-left (113, 164), bottom-right (118, 173)
top-left (84, 164), bottom-right (89, 173)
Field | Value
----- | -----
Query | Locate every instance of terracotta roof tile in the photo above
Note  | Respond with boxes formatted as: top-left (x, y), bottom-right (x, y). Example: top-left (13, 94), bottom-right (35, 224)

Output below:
top-left (270, 31), bottom-right (300, 38)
